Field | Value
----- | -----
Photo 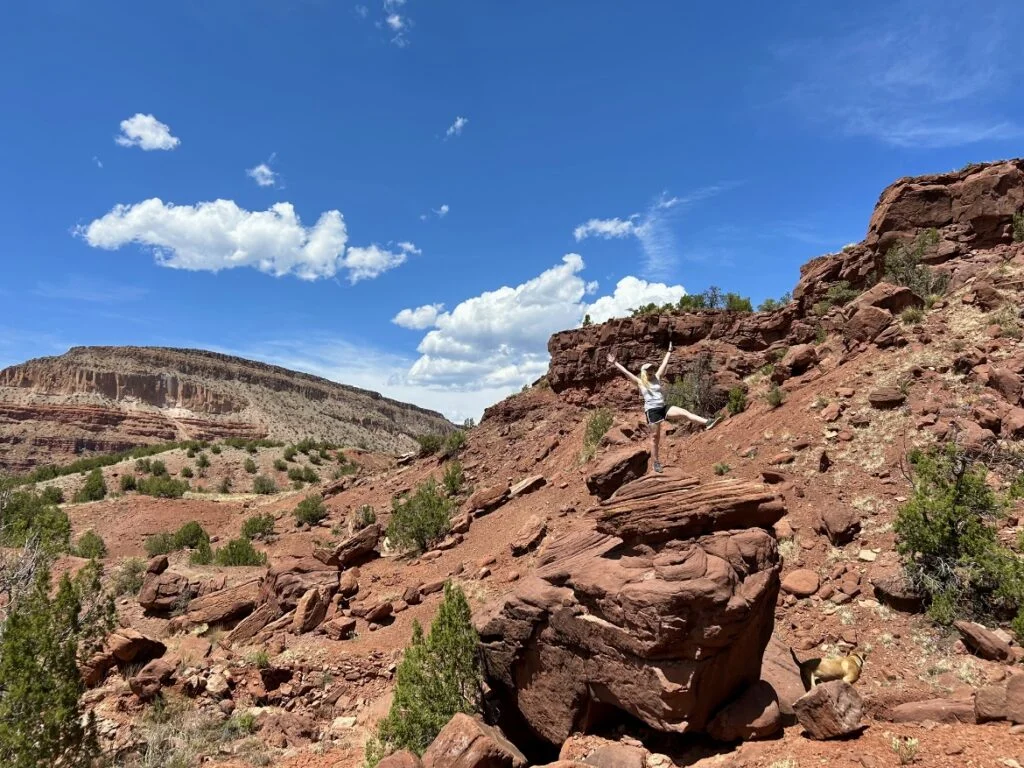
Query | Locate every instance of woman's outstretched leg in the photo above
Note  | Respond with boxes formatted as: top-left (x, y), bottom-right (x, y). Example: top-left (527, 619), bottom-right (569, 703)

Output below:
top-left (666, 406), bottom-right (722, 430)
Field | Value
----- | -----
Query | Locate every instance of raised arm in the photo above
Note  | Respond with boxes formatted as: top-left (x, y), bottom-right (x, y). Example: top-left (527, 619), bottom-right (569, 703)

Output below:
top-left (606, 352), bottom-right (641, 385)
top-left (656, 341), bottom-right (673, 378)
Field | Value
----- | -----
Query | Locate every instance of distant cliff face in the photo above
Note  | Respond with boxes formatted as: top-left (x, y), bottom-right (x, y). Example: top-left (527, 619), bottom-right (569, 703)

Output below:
top-left (544, 158), bottom-right (1024, 402)
top-left (0, 346), bottom-right (453, 471)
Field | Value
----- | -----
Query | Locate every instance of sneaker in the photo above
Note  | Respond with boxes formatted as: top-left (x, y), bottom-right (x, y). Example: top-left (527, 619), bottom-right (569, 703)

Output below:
top-left (704, 414), bottom-right (723, 431)
top-left (653, 461), bottom-right (663, 473)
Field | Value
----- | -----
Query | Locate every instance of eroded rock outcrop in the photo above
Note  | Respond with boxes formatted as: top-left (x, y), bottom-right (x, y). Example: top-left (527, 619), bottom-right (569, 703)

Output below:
top-left (476, 474), bottom-right (785, 745)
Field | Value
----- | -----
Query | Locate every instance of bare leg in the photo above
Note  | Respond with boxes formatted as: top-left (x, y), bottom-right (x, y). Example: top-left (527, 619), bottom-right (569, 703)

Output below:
top-left (666, 405), bottom-right (709, 426)
top-left (651, 422), bottom-right (662, 469)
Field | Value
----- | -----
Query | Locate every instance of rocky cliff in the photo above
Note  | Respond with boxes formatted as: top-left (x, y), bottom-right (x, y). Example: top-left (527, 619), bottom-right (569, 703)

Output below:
top-left (0, 346), bottom-right (453, 471)
top-left (544, 158), bottom-right (1024, 407)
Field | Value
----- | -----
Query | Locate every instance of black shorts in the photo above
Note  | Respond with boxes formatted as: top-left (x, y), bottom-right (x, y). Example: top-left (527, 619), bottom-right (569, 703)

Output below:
top-left (646, 406), bottom-right (667, 425)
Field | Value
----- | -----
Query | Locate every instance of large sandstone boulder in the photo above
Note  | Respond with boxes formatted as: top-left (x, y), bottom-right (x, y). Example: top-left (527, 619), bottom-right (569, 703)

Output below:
top-left (760, 635), bottom-right (806, 720)
top-left (139, 569), bottom-right (195, 612)
top-left (476, 475), bottom-right (785, 745)
top-left (168, 579), bottom-right (261, 632)
top-left (585, 447), bottom-right (650, 500)
top-left (889, 698), bottom-right (976, 724)
top-left (781, 344), bottom-right (818, 376)
top-left (262, 550), bottom-right (340, 612)
top-left (850, 282), bottom-right (924, 315)
top-left (81, 629), bottom-right (166, 686)
top-left (846, 306), bottom-right (892, 344)
top-left (421, 713), bottom-right (527, 768)
top-left (954, 620), bottom-right (1013, 661)
top-left (466, 484), bottom-right (511, 516)
top-left (814, 505), bottom-right (861, 545)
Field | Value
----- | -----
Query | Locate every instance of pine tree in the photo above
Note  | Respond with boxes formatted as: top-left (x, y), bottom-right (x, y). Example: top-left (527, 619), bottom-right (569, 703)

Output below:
top-left (367, 582), bottom-right (482, 765)
top-left (0, 559), bottom-right (112, 767)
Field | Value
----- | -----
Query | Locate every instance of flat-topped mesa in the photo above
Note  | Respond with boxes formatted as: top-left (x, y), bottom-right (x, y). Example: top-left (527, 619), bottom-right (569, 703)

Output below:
top-left (475, 474), bottom-right (786, 746)
top-left (547, 158), bottom-right (1024, 396)
top-left (0, 346), bottom-right (454, 470)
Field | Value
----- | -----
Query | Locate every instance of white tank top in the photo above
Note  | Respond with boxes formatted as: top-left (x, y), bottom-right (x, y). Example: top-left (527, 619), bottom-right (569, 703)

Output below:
top-left (640, 379), bottom-right (665, 410)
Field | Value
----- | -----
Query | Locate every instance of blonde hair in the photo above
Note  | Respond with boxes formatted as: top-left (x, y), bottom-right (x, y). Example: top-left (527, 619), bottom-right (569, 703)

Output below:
top-left (640, 368), bottom-right (652, 390)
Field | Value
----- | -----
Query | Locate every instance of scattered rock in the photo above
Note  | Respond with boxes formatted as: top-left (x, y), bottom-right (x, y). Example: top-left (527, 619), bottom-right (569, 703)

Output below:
top-left (782, 344), bottom-right (818, 375)
top-left (955, 620), bottom-right (1013, 661)
top-left (707, 680), bottom-right (783, 742)
top-left (815, 505), bottom-right (860, 545)
top-left (793, 680), bottom-right (863, 740)
top-left (81, 629), bottom-right (166, 687)
top-left (851, 282), bottom-right (924, 314)
top-left (510, 475), bottom-right (547, 499)
top-left (889, 697), bottom-right (976, 724)
top-left (847, 306), bottom-right (892, 344)
top-left (421, 713), bottom-right (527, 768)
top-left (583, 744), bottom-right (647, 768)
top-left (857, 550), bottom-right (877, 562)
top-left (868, 387), bottom-right (906, 409)
top-left (324, 617), bottom-right (357, 641)
top-left (869, 564), bottom-right (925, 612)
top-left (292, 587), bottom-right (328, 634)
top-left (466, 484), bottom-right (511, 516)
top-left (781, 569), bottom-right (820, 598)
top-left (128, 657), bottom-right (177, 701)
top-left (511, 515), bottom-right (547, 557)
top-left (378, 751), bottom-right (423, 768)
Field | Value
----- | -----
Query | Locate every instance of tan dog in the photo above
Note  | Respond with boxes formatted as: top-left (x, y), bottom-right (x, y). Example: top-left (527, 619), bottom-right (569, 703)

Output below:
top-left (792, 648), bottom-right (867, 690)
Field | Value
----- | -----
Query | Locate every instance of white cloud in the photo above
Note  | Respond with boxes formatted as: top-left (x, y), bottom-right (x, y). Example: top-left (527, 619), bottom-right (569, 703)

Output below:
top-left (92, 156), bottom-right (103, 169)
top-left (354, 4), bottom-right (368, 17)
top-left (436, 204), bottom-right (450, 218)
top-left (573, 185), bottom-right (736, 280)
top-left (115, 113), bottom-right (180, 151)
top-left (385, 13), bottom-right (403, 30)
top-left (583, 276), bottom-right (686, 323)
top-left (775, 0), bottom-right (1023, 147)
top-left (396, 254), bottom-right (687, 393)
top-left (77, 198), bottom-right (413, 283)
top-left (247, 163), bottom-right (277, 187)
top-left (573, 216), bottom-right (637, 241)
top-left (393, 303), bottom-right (445, 330)
top-left (445, 116), bottom-right (469, 138)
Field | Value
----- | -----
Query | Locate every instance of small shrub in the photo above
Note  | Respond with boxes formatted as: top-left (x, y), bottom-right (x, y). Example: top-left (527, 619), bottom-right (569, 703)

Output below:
top-left (41, 486), bottom-right (64, 504)
top-left (727, 386), bottom-right (747, 415)
top-left (443, 430), bottom-right (467, 456)
top-left (901, 306), bottom-right (925, 325)
top-left (884, 229), bottom-right (947, 297)
top-left (387, 480), bottom-right (452, 553)
top-left (1013, 210), bottom-right (1024, 243)
top-left (308, 453), bottom-right (322, 466)
top-left (416, 433), bottom-right (444, 456)
top-left (137, 476), bottom-right (189, 499)
top-left (180, 466), bottom-right (194, 479)
top-left (211, 444), bottom-right (222, 455)
top-left (767, 385), bottom-right (785, 409)
top-left (665, 351), bottom-right (724, 417)
top-left (248, 650), bottom-right (270, 669)
top-left (273, 459), bottom-right (288, 472)
top-left (252, 475), bottom-right (277, 495)
top-left (442, 461), bottom-right (464, 496)
top-left (144, 532), bottom-right (176, 558)
top-left (891, 735), bottom-right (919, 765)
top-left (73, 469), bottom-right (107, 503)
top-left (581, 407), bottom-right (614, 462)
top-left (134, 458), bottom-right (151, 473)
top-left (150, 460), bottom-right (168, 477)
top-left (218, 477), bottom-right (233, 494)
top-left (120, 474), bottom-right (137, 492)
top-left (353, 504), bottom-right (377, 530)
top-left (242, 513), bottom-right (276, 541)
top-left (283, 446), bottom-right (297, 462)
top-left (366, 582), bottom-right (481, 764)
top-left (214, 538), bottom-right (267, 567)
top-left (303, 466), bottom-right (319, 483)
top-left (186, 448), bottom-right (196, 459)
top-left (713, 463), bottom-right (731, 476)
top-left (74, 530), bottom-right (107, 559)
top-left (287, 466), bottom-right (305, 483)
top-left (243, 458), bottom-right (257, 474)
top-left (196, 453), bottom-right (210, 470)
top-left (173, 521), bottom-right (209, 550)
top-left (724, 293), bottom-right (753, 312)
top-left (0, 488), bottom-right (73, 554)
top-left (294, 493), bottom-right (328, 527)
top-left (895, 443), bottom-right (1024, 638)
top-left (815, 325), bottom-right (828, 343)
top-left (112, 558), bottom-right (146, 596)
top-left (189, 538), bottom-right (213, 565)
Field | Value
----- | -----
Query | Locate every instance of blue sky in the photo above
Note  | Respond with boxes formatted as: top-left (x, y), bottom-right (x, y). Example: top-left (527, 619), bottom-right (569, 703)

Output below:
top-left (2, 0), bottom-right (1022, 422)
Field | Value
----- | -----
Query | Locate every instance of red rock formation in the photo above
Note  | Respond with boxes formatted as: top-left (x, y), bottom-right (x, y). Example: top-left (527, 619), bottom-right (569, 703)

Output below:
top-left (476, 474), bottom-right (784, 745)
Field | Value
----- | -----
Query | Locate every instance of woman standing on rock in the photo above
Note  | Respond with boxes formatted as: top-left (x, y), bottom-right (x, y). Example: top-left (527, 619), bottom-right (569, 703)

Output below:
top-left (607, 343), bottom-right (721, 473)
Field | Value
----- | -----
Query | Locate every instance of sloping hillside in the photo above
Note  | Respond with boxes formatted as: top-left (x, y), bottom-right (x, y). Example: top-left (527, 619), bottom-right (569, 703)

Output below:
top-left (0, 346), bottom-right (454, 470)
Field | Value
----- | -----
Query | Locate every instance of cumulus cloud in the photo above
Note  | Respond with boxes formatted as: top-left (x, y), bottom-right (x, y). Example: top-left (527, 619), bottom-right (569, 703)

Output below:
top-left (583, 276), bottom-right (686, 323)
top-left (115, 114), bottom-right (180, 151)
top-left (393, 303), bottom-right (445, 330)
top-left (77, 198), bottom-right (415, 283)
top-left (386, 13), bottom-right (403, 29)
top-left (394, 254), bottom-right (687, 391)
top-left (445, 116), bottom-right (468, 138)
top-left (247, 163), bottom-right (277, 187)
